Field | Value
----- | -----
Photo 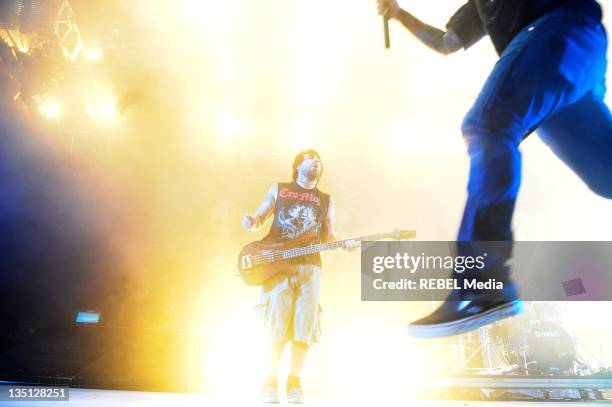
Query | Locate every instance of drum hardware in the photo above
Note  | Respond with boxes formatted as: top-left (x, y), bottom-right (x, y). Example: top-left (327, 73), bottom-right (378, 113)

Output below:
top-left (442, 303), bottom-right (612, 401)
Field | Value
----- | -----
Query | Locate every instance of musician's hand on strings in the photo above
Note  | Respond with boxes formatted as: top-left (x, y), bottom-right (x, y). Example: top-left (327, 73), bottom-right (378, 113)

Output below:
top-left (377, 0), bottom-right (400, 19)
top-left (242, 214), bottom-right (259, 231)
top-left (342, 239), bottom-right (361, 252)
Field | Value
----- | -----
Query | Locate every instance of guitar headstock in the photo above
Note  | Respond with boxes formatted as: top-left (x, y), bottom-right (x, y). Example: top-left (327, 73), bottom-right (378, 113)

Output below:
top-left (390, 229), bottom-right (416, 240)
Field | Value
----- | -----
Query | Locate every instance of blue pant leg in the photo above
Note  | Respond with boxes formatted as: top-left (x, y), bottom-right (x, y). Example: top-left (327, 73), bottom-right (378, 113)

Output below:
top-left (458, 10), bottom-right (608, 243)
top-left (537, 94), bottom-right (612, 199)
top-left (537, 11), bottom-right (612, 198)
top-left (455, 133), bottom-right (520, 292)
top-left (458, 133), bottom-right (521, 242)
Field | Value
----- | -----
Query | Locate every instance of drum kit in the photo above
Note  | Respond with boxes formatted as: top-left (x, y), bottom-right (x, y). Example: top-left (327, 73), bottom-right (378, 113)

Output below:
top-left (451, 302), bottom-right (583, 375)
top-left (505, 319), bottom-right (576, 374)
top-left (447, 302), bottom-right (610, 400)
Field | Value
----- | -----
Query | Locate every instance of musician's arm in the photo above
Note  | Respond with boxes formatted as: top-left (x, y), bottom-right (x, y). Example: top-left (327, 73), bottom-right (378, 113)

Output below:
top-left (322, 197), bottom-right (337, 243)
top-left (378, 1), bottom-right (485, 55)
top-left (242, 183), bottom-right (277, 231)
top-left (394, 9), bottom-right (464, 55)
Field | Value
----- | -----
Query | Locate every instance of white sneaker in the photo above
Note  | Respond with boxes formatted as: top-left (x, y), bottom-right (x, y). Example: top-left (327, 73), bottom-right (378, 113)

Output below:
top-left (260, 377), bottom-right (279, 404)
top-left (286, 375), bottom-right (304, 404)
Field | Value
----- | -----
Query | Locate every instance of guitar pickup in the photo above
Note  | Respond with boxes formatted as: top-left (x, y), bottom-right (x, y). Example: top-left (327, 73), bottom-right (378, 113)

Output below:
top-left (241, 255), bottom-right (253, 271)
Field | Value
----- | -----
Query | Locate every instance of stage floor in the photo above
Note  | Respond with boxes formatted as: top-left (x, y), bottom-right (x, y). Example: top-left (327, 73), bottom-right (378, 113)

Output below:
top-left (1, 386), bottom-right (611, 407)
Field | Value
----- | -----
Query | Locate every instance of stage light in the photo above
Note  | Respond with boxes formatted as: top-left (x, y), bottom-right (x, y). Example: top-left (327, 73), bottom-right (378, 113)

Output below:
top-left (85, 97), bottom-right (119, 123)
top-left (38, 99), bottom-right (62, 119)
top-left (98, 98), bottom-right (118, 120)
top-left (83, 45), bottom-right (103, 62)
top-left (217, 111), bottom-right (246, 140)
top-left (75, 310), bottom-right (100, 325)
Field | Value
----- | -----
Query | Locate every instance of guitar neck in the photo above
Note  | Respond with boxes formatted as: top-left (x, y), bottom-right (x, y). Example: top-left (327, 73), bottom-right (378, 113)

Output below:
top-left (280, 232), bottom-right (397, 261)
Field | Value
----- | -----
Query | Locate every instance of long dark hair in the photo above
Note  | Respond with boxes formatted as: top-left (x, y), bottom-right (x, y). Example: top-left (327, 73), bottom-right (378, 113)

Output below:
top-left (292, 149), bottom-right (322, 181)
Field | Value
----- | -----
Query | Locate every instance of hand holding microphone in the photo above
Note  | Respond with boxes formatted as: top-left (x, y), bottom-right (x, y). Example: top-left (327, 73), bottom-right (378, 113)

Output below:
top-left (377, 0), bottom-right (400, 19)
top-left (377, 0), bottom-right (400, 49)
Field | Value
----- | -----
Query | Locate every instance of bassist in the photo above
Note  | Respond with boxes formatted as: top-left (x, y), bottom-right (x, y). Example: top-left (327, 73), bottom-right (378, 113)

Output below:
top-left (241, 149), bottom-right (358, 404)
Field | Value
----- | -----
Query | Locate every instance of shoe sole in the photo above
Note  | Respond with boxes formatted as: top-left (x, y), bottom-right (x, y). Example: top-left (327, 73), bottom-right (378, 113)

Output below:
top-left (261, 396), bottom-right (280, 404)
top-left (406, 300), bottom-right (523, 338)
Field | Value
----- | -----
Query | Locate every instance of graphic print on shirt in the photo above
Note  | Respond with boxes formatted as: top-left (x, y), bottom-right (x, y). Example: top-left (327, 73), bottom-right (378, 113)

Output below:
top-left (277, 203), bottom-right (320, 239)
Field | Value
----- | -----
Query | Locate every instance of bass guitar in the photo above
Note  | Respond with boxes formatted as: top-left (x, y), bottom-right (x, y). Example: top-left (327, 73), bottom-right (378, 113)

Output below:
top-left (237, 230), bottom-right (416, 286)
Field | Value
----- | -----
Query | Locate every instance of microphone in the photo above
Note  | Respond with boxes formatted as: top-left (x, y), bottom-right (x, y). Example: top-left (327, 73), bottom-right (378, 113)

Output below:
top-left (383, 12), bottom-right (390, 49)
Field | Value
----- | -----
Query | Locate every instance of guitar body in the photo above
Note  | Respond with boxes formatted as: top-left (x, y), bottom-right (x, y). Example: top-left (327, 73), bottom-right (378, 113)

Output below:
top-left (237, 236), bottom-right (317, 286)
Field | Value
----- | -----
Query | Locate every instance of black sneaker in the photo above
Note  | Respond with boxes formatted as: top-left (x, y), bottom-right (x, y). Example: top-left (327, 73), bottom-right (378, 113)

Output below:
top-left (260, 377), bottom-right (279, 404)
top-left (286, 375), bottom-right (304, 404)
top-left (407, 287), bottom-right (523, 338)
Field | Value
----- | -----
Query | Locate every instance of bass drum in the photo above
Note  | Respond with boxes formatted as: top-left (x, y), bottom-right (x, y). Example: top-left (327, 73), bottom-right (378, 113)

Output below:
top-left (507, 321), bottom-right (575, 373)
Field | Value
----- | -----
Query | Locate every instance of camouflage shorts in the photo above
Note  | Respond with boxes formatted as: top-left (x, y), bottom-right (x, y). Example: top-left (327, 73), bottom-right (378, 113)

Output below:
top-left (255, 264), bottom-right (322, 347)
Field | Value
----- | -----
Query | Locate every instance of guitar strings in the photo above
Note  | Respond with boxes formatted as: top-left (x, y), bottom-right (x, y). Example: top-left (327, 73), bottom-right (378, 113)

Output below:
top-left (250, 248), bottom-right (310, 264)
top-left (248, 242), bottom-right (340, 265)
top-left (244, 233), bottom-right (405, 266)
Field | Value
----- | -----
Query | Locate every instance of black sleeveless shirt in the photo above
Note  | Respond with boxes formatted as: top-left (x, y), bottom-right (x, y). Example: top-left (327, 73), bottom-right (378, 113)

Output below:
top-left (264, 181), bottom-right (330, 266)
